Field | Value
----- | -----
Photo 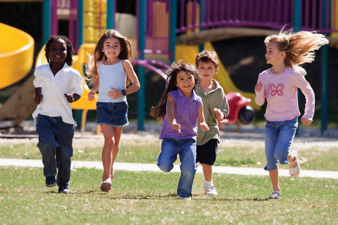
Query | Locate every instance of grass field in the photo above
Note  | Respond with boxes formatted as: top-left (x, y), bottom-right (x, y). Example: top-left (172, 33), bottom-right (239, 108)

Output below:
top-left (0, 167), bottom-right (337, 224)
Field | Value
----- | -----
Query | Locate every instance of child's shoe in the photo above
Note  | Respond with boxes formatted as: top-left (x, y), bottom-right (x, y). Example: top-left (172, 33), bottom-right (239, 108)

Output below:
top-left (100, 178), bottom-right (112, 192)
top-left (45, 176), bottom-right (56, 187)
top-left (177, 196), bottom-right (191, 200)
top-left (58, 187), bottom-right (70, 194)
top-left (204, 182), bottom-right (218, 196)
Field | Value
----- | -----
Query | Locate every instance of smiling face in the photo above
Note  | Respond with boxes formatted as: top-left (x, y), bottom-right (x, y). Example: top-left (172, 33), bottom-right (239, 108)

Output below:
top-left (265, 42), bottom-right (285, 65)
top-left (197, 61), bottom-right (219, 81)
top-left (102, 37), bottom-right (122, 59)
top-left (47, 39), bottom-right (67, 63)
top-left (176, 70), bottom-right (195, 96)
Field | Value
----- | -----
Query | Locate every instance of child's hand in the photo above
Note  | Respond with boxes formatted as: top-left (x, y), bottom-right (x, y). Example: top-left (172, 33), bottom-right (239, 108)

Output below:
top-left (171, 122), bottom-right (181, 133)
top-left (107, 88), bottom-right (122, 99)
top-left (255, 81), bottom-right (263, 92)
top-left (34, 95), bottom-right (43, 105)
top-left (88, 90), bottom-right (95, 101)
top-left (199, 122), bottom-right (209, 131)
top-left (64, 94), bottom-right (74, 103)
top-left (213, 108), bottom-right (224, 121)
top-left (301, 117), bottom-right (312, 125)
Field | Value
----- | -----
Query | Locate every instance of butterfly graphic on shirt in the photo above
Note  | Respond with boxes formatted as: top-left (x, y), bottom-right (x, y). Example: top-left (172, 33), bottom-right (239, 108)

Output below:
top-left (269, 83), bottom-right (284, 96)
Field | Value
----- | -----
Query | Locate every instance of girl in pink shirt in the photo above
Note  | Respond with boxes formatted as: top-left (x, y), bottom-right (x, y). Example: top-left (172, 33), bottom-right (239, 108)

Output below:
top-left (254, 28), bottom-right (328, 199)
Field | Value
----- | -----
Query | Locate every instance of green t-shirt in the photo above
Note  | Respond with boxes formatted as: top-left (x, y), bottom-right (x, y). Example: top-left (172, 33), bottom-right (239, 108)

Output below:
top-left (196, 79), bottom-right (229, 146)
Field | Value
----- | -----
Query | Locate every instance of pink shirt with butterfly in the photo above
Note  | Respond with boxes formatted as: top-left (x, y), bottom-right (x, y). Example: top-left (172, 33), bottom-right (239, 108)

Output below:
top-left (255, 67), bottom-right (315, 122)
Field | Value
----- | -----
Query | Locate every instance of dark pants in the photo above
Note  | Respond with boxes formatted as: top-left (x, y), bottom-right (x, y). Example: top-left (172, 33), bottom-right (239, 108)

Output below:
top-left (36, 114), bottom-right (74, 188)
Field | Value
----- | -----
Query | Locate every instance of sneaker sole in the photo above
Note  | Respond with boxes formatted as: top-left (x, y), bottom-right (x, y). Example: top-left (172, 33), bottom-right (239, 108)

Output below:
top-left (46, 183), bottom-right (56, 187)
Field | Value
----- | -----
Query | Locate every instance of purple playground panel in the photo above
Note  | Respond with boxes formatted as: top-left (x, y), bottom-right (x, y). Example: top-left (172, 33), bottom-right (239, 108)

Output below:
top-left (177, 0), bottom-right (336, 34)
top-left (51, 0), bottom-right (79, 51)
top-left (142, 0), bottom-right (337, 55)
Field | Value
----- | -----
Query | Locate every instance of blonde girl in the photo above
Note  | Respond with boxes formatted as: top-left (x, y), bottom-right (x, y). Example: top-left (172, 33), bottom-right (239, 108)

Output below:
top-left (255, 28), bottom-right (328, 199)
top-left (86, 29), bottom-right (140, 192)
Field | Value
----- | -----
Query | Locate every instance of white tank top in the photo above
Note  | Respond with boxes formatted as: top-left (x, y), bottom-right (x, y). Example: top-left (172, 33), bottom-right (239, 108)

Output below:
top-left (97, 60), bottom-right (127, 103)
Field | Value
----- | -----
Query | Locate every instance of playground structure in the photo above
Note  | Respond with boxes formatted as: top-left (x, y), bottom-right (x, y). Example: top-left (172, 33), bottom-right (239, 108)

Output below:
top-left (0, 0), bottom-right (337, 134)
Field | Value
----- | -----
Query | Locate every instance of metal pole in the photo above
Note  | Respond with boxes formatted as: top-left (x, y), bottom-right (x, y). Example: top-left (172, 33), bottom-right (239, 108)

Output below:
top-left (78, 0), bottom-right (84, 48)
top-left (137, 0), bottom-right (146, 130)
top-left (169, 0), bottom-right (177, 63)
top-left (293, 0), bottom-right (301, 136)
top-left (107, 0), bottom-right (115, 29)
top-left (43, 0), bottom-right (51, 44)
top-left (320, 0), bottom-right (329, 134)
top-left (198, 0), bottom-right (205, 52)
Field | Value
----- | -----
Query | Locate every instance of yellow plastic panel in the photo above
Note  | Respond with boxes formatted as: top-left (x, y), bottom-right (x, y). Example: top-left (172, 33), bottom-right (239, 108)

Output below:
top-left (84, 0), bottom-right (107, 13)
top-left (84, 12), bottom-right (107, 27)
top-left (84, 27), bottom-right (106, 43)
top-left (0, 23), bottom-right (34, 89)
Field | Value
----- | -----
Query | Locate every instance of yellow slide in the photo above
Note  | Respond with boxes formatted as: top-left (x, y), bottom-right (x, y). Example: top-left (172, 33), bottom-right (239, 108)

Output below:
top-left (0, 23), bottom-right (34, 89)
top-left (175, 42), bottom-right (260, 111)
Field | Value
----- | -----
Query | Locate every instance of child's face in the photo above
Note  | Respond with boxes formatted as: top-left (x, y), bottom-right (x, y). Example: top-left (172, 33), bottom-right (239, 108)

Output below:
top-left (265, 42), bottom-right (285, 65)
top-left (197, 61), bottom-right (218, 81)
top-left (176, 71), bottom-right (195, 94)
top-left (47, 39), bottom-right (67, 63)
top-left (102, 37), bottom-right (122, 59)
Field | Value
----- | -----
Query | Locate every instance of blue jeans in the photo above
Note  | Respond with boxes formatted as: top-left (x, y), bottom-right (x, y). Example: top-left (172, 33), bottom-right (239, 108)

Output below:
top-left (264, 117), bottom-right (298, 171)
top-left (36, 114), bottom-right (74, 188)
top-left (157, 138), bottom-right (196, 198)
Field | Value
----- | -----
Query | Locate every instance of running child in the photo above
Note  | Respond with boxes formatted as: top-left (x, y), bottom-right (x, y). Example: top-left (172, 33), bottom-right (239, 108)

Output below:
top-left (86, 29), bottom-right (140, 192)
top-left (150, 62), bottom-right (209, 200)
top-left (255, 28), bottom-right (328, 199)
top-left (195, 50), bottom-right (229, 195)
top-left (33, 35), bottom-right (83, 194)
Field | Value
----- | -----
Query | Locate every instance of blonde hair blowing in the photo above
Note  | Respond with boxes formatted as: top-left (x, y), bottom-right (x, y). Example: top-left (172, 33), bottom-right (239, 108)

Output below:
top-left (86, 29), bottom-right (132, 83)
top-left (264, 29), bottom-right (329, 75)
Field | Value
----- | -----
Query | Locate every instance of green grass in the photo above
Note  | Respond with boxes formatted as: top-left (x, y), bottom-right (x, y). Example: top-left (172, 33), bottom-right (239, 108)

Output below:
top-left (0, 167), bottom-right (337, 224)
top-left (1, 140), bottom-right (338, 171)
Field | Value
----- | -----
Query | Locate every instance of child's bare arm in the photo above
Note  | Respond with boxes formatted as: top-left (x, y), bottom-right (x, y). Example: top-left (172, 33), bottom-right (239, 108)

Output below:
top-left (198, 103), bottom-right (209, 131)
top-left (89, 77), bottom-right (99, 101)
top-left (34, 87), bottom-right (43, 105)
top-left (167, 94), bottom-right (181, 133)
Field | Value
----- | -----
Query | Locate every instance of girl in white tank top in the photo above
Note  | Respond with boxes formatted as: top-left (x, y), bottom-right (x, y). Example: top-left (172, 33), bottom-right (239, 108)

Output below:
top-left (86, 29), bottom-right (140, 192)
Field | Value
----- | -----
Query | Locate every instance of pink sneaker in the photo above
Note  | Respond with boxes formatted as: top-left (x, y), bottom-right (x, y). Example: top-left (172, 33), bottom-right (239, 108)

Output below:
top-left (100, 178), bottom-right (112, 192)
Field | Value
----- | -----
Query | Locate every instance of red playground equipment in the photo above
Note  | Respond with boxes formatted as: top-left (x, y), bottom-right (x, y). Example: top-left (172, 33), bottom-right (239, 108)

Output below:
top-left (220, 92), bottom-right (255, 126)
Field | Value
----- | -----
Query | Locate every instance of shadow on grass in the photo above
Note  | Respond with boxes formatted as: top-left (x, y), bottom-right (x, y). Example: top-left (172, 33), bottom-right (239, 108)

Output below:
top-left (41, 191), bottom-right (268, 201)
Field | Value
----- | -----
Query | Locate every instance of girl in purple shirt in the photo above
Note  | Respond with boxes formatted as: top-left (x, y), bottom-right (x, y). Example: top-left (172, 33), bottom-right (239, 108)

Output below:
top-left (255, 28), bottom-right (328, 200)
top-left (151, 62), bottom-right (209, 200)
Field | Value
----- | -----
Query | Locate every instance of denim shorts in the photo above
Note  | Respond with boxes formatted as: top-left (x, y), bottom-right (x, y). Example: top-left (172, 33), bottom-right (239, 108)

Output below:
top-left (96, 101), bottom-right (129, 127)
top-left (196, 139), bottom-right (218, 165)
top-left (264, 117), bottom-right (298, 171)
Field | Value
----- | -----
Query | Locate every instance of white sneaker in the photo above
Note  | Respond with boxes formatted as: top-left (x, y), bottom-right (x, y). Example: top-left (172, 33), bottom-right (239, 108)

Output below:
top-left (204, 183), bottom-right (218, 195)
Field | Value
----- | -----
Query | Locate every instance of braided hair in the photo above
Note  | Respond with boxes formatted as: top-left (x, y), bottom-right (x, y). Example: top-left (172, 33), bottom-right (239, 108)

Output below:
top-left (44, 35), bottom-right (74, 66)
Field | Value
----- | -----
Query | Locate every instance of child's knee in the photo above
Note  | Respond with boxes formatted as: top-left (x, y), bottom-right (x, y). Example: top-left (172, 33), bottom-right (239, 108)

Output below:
top-left (157, 163), bottom-right (173, 172)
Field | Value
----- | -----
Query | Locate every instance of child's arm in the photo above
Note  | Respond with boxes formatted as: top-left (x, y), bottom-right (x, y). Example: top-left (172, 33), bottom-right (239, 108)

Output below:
top-left (34, 87), bottom-right (43, 105)
top-left (214, 92), bottom-right (229, 121)
top-left (167, 94), bottom-right (181, 133)
top-left (108, 60), bottom-right (140, 99)
top-left (198, 102), bottom-right (209, 131)
top-left (295, 73), bottom-right (315, 125)
top-left (64, 93), bottom-right (81, 103)
top-left (255, 77), bottom-right (265, 106)
top-left (88, 76), bottom-right (100, 101)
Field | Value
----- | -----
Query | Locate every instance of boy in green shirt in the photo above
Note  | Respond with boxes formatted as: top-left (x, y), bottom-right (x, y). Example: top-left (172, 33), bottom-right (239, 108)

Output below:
top-left (195, 50), bottom-right (229, 195)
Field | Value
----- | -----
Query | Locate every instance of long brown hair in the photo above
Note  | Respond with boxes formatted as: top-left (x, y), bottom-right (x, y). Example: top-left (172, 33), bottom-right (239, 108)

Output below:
top-left (86, 29), bottom-right (132, 82)
top-left (150, 62), bottom-right (200, 121)
top-left (264, 27), bottom-right (329, 75)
